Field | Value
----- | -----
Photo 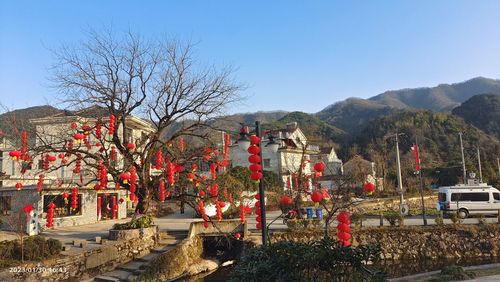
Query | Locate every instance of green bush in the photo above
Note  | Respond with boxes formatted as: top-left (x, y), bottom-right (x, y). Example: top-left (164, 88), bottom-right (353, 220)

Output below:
top-left (113, 214), bottom-right (154, 230)
top-left (383, 211), bottom-right (404, 226)
top-left (229, 237), bottom-right (386, 282)
top-left (0, 236), bottom-right (62, 267)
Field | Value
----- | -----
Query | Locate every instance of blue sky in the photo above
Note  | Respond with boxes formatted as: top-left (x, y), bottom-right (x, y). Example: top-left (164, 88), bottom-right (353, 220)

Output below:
top-left (1, 1), bottom-right (500, 114)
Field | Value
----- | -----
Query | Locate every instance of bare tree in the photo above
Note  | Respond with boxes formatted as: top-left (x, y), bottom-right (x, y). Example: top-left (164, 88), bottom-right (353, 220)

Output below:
top-left (43, 29), bottom-right (243, 213)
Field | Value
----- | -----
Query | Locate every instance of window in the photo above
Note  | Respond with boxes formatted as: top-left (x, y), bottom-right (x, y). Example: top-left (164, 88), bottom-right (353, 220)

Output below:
top-left (494, 193), bottom-right (500, 201)
top-left (263, 159), bottom-right (271, 168)
top-left (0, 196), bottom-right (12, 215)
top-left (451, 192), bottom-right (489, 202)
top-left (43, 195), bottom-right (82, 217)
top-left (438, 193), bottom-right (446, 202)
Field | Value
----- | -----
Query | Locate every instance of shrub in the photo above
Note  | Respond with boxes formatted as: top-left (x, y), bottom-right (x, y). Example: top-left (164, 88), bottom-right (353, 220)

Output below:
top-left (449, 213), bottom-right (463, 225)
top-left (477, 213), bottom-right (487, 225)
top-left (286, 219), bottom-right (322, 232)
top-left (434, 214), bottom-right (444, 226)
top-left (229, 236), bottom-right (386, 282)
top-left (351, 213), bottom-right (365, 228)
top-left (113, 214), bottom-right (154, 230)
top-left (0, 236), bottom-right (62, 266)
top-left (383, 211), bottom-right (404, 226)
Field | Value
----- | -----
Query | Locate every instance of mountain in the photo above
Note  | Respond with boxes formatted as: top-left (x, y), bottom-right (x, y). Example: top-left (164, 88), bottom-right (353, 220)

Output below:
top-left (264, 111), bottom-right (347, 144)
top-left (316, 98), bottom-right (397, 134)
top-left (209, 111), bottom-right (289, 132)
top-left (317, 77), bottom-right (500, 134)
top-left (369, 77), bottom-right (500, 112)
top-left (0, 105), bottom-right (63, 145)
top-left (452, 94), bottom-right (500, 139)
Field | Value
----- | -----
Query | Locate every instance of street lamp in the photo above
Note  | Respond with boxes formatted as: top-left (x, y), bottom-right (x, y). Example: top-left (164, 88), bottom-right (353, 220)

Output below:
top-left (239, 121), bottom-right (281, 245)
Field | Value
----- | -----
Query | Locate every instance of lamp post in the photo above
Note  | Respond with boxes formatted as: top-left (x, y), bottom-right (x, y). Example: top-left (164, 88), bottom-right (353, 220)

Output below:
top-left (237, 121), bottom-right (280, 245)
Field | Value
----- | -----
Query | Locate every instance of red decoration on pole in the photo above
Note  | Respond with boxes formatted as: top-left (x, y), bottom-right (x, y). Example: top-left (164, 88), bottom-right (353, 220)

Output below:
top-left (412, 144), bottom-right (421, 172)
top-left (98, 161), bottom-right (108, 190)
top-left (279, 195), bottom-right (293, 206)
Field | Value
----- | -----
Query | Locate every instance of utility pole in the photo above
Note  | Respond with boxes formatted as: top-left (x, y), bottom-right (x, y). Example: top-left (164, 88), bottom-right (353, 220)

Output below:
top-left (415, 137), bottom-right (427, 226)
top-left (255, 121), bottom-right (267, 245)
top-left (459, 132), bottom-right (467, 184)
top-left (477, 147), bottom-right (483, 183)
top-left (497, 157), bottom-right (500, 179)
top-left (395, 133), bottom-right (405, 214)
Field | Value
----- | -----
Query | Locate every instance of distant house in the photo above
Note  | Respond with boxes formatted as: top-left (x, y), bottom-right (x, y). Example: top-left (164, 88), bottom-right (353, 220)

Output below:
top-left (0, 106), bottom-right (154, 231)
top-left (230, 122), bottom-right (343, 191)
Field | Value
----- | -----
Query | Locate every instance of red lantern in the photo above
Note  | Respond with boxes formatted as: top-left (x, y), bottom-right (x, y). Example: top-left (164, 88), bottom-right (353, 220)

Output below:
top-left (127, 143), bottom-right (135, 150)
top-left (9, 150), bottom-right (21, 161)
top-left (337, 211), bottom-right (350, 224)
top-left (46, 202), bottom-right (56, 228)
top-left (15, 183), bottom-right (22, 190)
top-left (95, 121), bottom-right (102, 139)
top-left (108, 115), bottom-right (115, 136)
top-left (82, 124), bottom-right (92, 134)
top-left (363, 182), bottom-right (376, 194)
top-left (129, 167), bottom-right (137, 198)
top-left (23, 204), bottom-right (34, 214)
top-left (249, 164), bottom-right (262, 172)
top-left (235, 233), bottom-right (241, 239)
top-left (250, 172), bottom-right (263, 181)
top-left (155, 150), bottom-right (163, 169)
top-left (337, 223), bottom-right (351, 233)
top-left (279, 195), bottom-right (293, 206)
top-left (311, 191), bottom-right (323, 203)
top-left (62, 191), bottom-right (69, 204)
top-left (70, 122), bottom-right (78, 129)
top-left (187, 172), bottom-right (195, 182)
top-left (37, 174), bottom-right (44, 192)
top-left (199, 191), bottom-right (205, 197)
top-left (159, 180), bottom-right (165, 202)
top-left (179, 137), bottom-right (185, 153)
top-left (112, 196), bottom-right (117, 219)
top-left (249, 135), bottom-right (260, 145)
top-left (74, 133), bottom-right (84, 143)
top-left (210, 163), bottom-right (217, 180)
top-left (248, 155), bottom-right (261, 164)
top-left (71, 187), bottom-right (79, 210)
top-left (314, 161), bottom-right (325, 173)
top-left (120, 172), bottom-right (131, 184)
top-left (247, 145), bottom-right (260, 155)
top-left (256, 222), bottom-right (262, 230)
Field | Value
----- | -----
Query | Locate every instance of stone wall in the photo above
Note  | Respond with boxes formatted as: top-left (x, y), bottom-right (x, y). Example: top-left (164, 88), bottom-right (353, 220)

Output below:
top-left (271, 224), bottom-right (500, 261)
top-left (137, 236), bottom-right (203, 282)
top-left (0, 229), bottom-right (157, 282)
top-left (355, 195), bottom-right (438, 213)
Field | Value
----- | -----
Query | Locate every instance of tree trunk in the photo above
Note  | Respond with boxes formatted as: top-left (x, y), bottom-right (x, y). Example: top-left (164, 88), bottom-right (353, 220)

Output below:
top-left (136, 186), bottom-right (151, 214)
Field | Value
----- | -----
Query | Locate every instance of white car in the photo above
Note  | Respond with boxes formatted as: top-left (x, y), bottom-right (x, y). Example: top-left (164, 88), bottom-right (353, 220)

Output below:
top-left (436, 183), bottom-right (500, 218)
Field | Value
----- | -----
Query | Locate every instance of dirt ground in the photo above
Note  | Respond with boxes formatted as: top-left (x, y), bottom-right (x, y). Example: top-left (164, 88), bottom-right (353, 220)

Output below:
top-left (0, 230), bottom-right (19, 241)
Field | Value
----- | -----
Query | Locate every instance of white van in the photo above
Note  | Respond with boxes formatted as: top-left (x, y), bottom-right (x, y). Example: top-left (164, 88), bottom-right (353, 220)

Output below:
top-left (436, 183), bottom-right (500, 218)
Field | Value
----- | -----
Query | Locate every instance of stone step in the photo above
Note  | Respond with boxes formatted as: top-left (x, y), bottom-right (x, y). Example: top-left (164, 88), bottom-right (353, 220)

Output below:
top-left (151, 244), bottom-right (176, 254)
top-left (137, 252), bottom-right (160, 262)
top-left (158, 238), bottom-right (181, 246)
top-left (125, 274), bottom-right (138, 282)
top-left (118, 261), bottom-right (147, 272)
top-left (97, 269), bottom-right (132, 281)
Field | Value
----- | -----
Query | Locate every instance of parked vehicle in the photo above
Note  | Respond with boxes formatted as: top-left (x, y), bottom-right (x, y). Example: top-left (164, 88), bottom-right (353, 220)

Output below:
top-left (436, 183), bottom-right (500, 218)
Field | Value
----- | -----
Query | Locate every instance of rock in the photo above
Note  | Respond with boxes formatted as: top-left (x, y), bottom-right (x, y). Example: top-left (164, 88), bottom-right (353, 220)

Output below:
top-left (186, 259), bottom-right (219, 276)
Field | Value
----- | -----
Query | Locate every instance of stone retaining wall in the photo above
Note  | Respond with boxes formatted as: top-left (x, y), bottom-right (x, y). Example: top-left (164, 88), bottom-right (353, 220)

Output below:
top-left (0, 229), bottom-right (157, 281)
top-left (271, 224), bottom-right (500, 260)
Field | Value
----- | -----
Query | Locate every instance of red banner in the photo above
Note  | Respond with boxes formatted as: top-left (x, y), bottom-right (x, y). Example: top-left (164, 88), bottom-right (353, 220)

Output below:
top-left (413, 144), bottom-right (420, 172)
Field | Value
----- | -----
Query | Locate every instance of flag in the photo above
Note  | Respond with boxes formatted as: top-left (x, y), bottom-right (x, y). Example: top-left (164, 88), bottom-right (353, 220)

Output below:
top-left (412, 144), bottom-right (420, 172)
